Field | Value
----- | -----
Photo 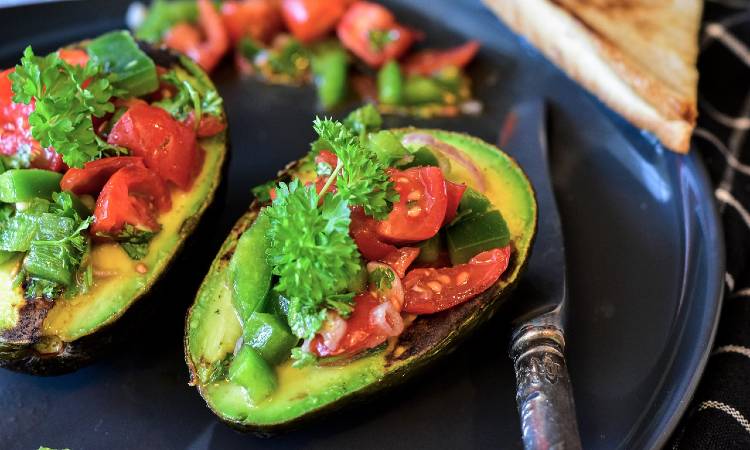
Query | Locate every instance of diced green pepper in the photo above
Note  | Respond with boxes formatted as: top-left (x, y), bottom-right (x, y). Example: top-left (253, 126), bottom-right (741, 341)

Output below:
top-left (377, 60), bottom-right (403, 104)
top-left (398, 147), bottom-right (440, 169)
top-left (433, 66), bottom-right (463, 93)
top-left (311, 44), bottom-right (349, 109)
top-left (228, 345), bottom-right (277, 403)
top-left (343, 104), bottom-right (382, 137)
top-left (447, 210), bottom-right (509, 265)
top-left (87, 31), bottom-right (159, 97)
top-left (243, 312), bottom-right (298, 366)
top-left (263, 293), bottom-right (290, 321)
top-left (0, 213), bottom-right (37, 252)
top-left (368, 130), bottom-right (409, 165)
top-left (135, 0), bottom-right (198, 43)
top-left (416, 233), bottom-right (443, 264)
top-left (403, 76), bottom-right (445, 105)
top-left (0, 169), bottom-right (63, 203)
top-left (230, 212), bottom-right (272, 323)
top-left (453, 187), bottom-right (491, 222)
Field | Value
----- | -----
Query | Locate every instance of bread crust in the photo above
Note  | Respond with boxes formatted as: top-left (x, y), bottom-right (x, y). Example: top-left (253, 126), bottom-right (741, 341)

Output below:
top-left (483, 0), bottom-right (701, 153)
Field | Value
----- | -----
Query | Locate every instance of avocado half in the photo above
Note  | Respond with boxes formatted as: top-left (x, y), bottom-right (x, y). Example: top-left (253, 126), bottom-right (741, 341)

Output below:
top-left (0, 44), bottom-right (228, 375)
top-left (185, 129), bottom-right (537, 432)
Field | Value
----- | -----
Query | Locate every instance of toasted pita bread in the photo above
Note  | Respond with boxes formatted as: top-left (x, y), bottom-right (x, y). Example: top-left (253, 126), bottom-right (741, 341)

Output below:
top-left (483, 0), bottom-right (702, 153)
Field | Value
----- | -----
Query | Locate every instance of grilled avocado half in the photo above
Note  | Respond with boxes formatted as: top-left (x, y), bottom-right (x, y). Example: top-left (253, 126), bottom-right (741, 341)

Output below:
top-left (185, 128), bottom-right (537, 432)
top-left (0, 40), bottom-right (228, 375)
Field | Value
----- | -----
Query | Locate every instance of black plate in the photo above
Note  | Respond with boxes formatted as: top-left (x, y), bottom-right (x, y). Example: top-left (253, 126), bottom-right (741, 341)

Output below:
top-left (0, 1), bottom-right (724, 449)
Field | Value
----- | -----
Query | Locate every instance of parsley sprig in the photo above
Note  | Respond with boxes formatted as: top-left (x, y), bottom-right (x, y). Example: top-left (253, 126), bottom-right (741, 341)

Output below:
top-left (265, 180), bottom-right (361, 339)
top-left (10, 46), bottom-right (121, 168)
top-left (312, 117), bottom-right (398, 220)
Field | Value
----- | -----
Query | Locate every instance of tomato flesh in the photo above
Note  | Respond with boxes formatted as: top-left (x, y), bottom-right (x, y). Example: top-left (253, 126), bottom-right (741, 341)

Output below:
top-left (184, 111), bottom-right (227, 137)
top-left (337, 1), bottom-right (415, 67)
top-left (381, 246), bottom-right (419, 278)
top-left (310, 292), bottom-right (389, 357)
top-left (91, 165), bottom-right (172, 236)
top-left (350, 206), bottom-right (397, 260)
top-left (402, 41), bottom-right (480, 76)
top-left (57, 48), bottom-right (90, 67)
top-left (222, 0), bottom-right (282, 44)
top-left (282, 0), bottom-right (348, 43)
top-left (376, 166), bottom-right (447, 243)
top-left (60, 156), bottom-right (147, 195)
top-left (402, 246), bottom-right (511, 314)
top-left (108, 101), bottom-right (201, 190)
top-left (443, 180), bottom-right (466, 225)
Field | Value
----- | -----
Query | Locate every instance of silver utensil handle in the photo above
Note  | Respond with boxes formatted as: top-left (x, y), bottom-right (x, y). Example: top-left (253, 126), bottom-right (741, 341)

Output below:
top-left (511, 325), bottom-right (582, 450)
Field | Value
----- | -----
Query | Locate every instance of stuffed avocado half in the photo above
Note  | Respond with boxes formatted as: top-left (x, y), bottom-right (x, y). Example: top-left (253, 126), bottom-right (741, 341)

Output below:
top-left (0, 31), bottom-right (228, 374)
top-left (186, 106), bottom-right (536, 431)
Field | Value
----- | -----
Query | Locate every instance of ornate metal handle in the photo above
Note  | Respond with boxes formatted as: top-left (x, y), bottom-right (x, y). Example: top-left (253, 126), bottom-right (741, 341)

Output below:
top-left (511, 325), bottom-right (582, 450)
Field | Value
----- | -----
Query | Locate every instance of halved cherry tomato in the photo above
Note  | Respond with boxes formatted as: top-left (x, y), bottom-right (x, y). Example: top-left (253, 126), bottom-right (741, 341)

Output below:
top-left (60, 156), bottom-right (146, 195)
top-left (337, 1), bottom-right (415, 67)
top-left (164, 23), bottom-right (202, 54)
top-left (281, 0), bottom-right (348, 43)
top-left (402, 246), bottom-right (511, 314)
top-left (443, 181), bottom-right (466, 225)
top-left (402, 41), bottom-right (480, 76)
top-left (222, 0), bottom-right (283, 44)
top-left (350, 206), bottom-right (397, 260)
top-left (184, 111), bottom-right (227, 137)
top-left (381, 246), bottom-right (419, 278)
top-left (376, 166), bottom-right (447, 243)
top-left (57, 48), bottom-right (90, 67)
top-left (91, 165), bottom-right (172, 236)
top-left (108, 101), bottom-right (201, 190)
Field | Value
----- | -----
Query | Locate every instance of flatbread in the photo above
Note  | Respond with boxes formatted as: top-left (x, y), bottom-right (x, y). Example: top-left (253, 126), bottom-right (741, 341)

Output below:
top-left (483, 0), bottom-right (702, 153)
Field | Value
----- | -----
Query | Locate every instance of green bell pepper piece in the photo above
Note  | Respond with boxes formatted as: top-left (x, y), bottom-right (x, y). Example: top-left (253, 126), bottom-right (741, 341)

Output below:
top-left (403, 75), bottom-right (445, 105)
top-left (230, 212), bottom-right (272, 323)
top-left (243, 312), bottom-right (298, 366)
top-left (311, 45), bottom-right (349, 109)
top-left (87, 31), bottom-right (159, 97)
top-left (447, 210), bottom-right (510, 265)
top-left (0, 169), bottom-right (63, 203)
top-left (377, 60), bottom-right (403, 104)
top-left (228, 345), bottom-right (278, 403)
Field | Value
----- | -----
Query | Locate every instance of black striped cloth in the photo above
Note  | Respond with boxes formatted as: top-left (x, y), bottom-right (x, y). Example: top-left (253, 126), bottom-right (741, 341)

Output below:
top-left (669, 1), bottom-right (750, 448)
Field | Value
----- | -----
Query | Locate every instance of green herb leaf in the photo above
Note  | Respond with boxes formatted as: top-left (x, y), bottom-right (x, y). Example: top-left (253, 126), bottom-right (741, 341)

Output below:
top-left (155, 69), bottom-right (223, 123)
top-left (369, 266), bottom-right (394, 290)
top-left (265, 180), bottom-right (361, 339)
top-left (312, 117), bottom-right (398, 220)
top-left (9, 46), bottom-right (121, 168)
top-left (115, 224), bottom-right (157, 260)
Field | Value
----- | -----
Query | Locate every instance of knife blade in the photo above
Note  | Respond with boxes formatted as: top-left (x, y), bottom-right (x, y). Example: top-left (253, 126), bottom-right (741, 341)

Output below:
top-left (499, 100), bottom-right (582, 450)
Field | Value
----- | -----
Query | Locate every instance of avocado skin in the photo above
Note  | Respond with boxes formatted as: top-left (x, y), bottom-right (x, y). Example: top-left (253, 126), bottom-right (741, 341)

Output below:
top-left (185, 130), bottom-right (537, 434)
top-left (0, 43), bottom-right (230, 375)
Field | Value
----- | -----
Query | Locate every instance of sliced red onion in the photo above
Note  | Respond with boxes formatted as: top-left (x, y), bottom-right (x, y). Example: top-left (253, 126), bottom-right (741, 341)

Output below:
top-left (402, 132), bottom-right (487, 191)
top-left (320, 311), bottom-right (348, 352)
top-left (369, 301), bottom-right (404, 337)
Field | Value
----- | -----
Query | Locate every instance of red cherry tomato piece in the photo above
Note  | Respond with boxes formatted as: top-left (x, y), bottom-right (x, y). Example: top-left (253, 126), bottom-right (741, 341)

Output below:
top-left (350, 206), bottom-right (397, 260)
top-left (315, 150), bottom-right (338, 169)
top-left (184, 111), bottom-right (227, 137)
top-left (108, 101), bottom-right (201, 190)
top-left (402, 41), bottom-right (480, 76)
top-left (310, 292), bottom-right (393, 358)
top-left (57, 48), bottom-right (90, 67)
top-left (221, 0), bottom-right (283, 44)
top-left (376, 166), bottom-right (447, 243)
top-left (281, 0), bottom-right (348, 43)
top-left (60, 156), bottom-right (147, 195)
top-left (91, 165), bottom-right (172, 236)
top-left (402, 246), bottom-right (511, 314)
top-left (443, 181), bottom-right (466, 225)
top-left (337, 1), bottom-right (415, 67)
top-left (381, 246), bottom-right (419, 278)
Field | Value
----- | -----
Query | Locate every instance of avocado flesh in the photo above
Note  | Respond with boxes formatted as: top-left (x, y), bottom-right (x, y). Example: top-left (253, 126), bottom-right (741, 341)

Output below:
top-left (185, 129), bottom-right (537, 429)
top-left (0, 48), bottom-right (228, 372)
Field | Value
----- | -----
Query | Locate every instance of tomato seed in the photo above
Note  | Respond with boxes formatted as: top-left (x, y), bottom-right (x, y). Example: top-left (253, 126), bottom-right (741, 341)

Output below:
top-left (135, 263), bottom-right (149, 274)
top-left (397, 177), bottom-right (410, 184)
top-left (407, 206), bottom-right (422, 217)
top-left (456, 271), bottom-right (469, 285)
top-left (407, 190), bottom-right (422, 201)
top-left (427, 281), bottom-right (443, 293)
top-left (438, 275), bottom-right (451, 284)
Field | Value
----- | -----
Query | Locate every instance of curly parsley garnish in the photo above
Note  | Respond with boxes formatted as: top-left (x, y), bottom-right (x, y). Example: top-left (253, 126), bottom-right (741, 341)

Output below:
top-left (265, 180), bottom-right (361, 339)
top-left (312, 117), bottom-right (398, 220)
top-left (9, 46), bottom-right (121, 168)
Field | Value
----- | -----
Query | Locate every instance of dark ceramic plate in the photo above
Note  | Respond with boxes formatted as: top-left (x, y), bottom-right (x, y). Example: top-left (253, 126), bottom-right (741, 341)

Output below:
top-left (0, 1), bottom-right (724, 449)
